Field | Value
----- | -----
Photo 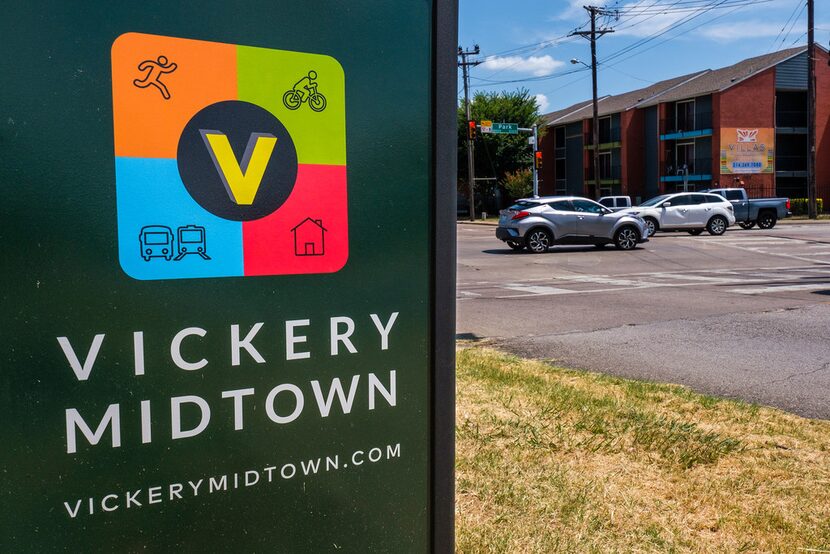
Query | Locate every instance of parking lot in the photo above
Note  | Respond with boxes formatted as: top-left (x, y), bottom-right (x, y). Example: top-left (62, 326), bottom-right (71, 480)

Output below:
top-left (458, 222), bottom-right (830, 419)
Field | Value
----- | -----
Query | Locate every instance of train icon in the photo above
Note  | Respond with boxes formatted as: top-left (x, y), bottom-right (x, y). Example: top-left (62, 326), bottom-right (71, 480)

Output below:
top-left (139, 224), bottom-right (210, 262)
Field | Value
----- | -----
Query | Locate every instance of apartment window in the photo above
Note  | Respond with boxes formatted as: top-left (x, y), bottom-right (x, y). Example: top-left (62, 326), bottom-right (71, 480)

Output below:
top-left (599, 151), bottom-right (612, 180)
top-left (676, 100), bottom-right (695, 132)
top-left (676, 142), bottom-right (695, 175)
top-left (554, 125), bottom-right (566, 146)
top-left (598, 116), bottom-right (612, 144)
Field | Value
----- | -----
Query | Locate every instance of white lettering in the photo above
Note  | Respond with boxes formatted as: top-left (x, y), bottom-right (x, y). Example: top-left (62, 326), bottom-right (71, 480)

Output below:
top-left (330, 316), bottom-right (357, 355)
top-left (231, 323), bottom-right (265, 366)
top-left (369, 312), bottom-right (399, 350)
top-left (133, 331), bottom-right (145, 376)
top-left (65, 404), bottom-right (121, 454)
top-left (170, 327), bottom-right (208, 371)
top-left (368, 371), bottom-right (396, 409)
top-left (140, 400), bottom-right (152, 444)
top-left (148, 486), bottom-right (162, 504)
top-left (209, 475), bottom-right (227, 493)
top-left (245, 470), bottom-right (260, 486)
top-left (102, 494), bottom-right (119, 512)
top-left (57, 334), bottom-right (105, 381)
top-left (171, 395), bottom-right (211, 440)
top-left (265, 384), bottom-right (304, 424)
top-left (221, 388), bottom-right (255, 431)
top-left (126, 490), bottom-right (141, 508)
top-left (169, 483), bottom-right (184, 500)
top-left (285, 319), bottom-right (311, 360)
top-left (311, 375), bottom-right (360, 417)
top-left (63, 500), bottom-right (82, 518)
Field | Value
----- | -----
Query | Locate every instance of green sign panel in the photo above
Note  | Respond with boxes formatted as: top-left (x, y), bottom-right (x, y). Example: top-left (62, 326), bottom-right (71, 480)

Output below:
top-left (491, 122), bottom-right (519, 134)
top-left (1, 2), bottom-right (456, 551)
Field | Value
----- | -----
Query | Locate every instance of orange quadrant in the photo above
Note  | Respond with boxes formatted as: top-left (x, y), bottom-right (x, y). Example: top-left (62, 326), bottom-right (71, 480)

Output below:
top-left (112, 32), bottom-right (237, 158)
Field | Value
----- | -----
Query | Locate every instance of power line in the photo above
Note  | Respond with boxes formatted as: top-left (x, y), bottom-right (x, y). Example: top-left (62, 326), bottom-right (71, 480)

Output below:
top-left (767, 0), bottom-right (807, 54)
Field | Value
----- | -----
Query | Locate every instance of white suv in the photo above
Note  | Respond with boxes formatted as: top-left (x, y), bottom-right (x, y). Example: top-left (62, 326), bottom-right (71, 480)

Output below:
top-left (622, 192), bottom-right (735, 236)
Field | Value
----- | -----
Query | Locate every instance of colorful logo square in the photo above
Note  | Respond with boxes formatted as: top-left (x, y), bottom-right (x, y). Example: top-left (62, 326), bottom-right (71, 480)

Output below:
top-left (111, 32), bottom-right (348, 280)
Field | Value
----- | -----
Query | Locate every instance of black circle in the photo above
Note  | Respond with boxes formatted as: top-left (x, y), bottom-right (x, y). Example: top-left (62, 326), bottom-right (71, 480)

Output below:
top-left (177, 101), bottom-right (298, 221)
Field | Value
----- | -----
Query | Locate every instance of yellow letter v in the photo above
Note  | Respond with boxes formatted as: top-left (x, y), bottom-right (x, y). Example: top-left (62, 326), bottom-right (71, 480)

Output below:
top-left (199, 130), bottom-right (278, 205)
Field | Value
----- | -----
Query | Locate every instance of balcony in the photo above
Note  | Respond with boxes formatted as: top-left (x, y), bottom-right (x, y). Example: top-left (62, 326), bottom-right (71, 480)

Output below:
top-left (660, 110), bottom-right (713, 141)
top-left (660, 157), bottom-right (713, 183)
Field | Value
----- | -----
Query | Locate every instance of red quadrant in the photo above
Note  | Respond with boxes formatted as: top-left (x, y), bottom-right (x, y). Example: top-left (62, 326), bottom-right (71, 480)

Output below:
top-left (242, 164), bottom-right (348, 275)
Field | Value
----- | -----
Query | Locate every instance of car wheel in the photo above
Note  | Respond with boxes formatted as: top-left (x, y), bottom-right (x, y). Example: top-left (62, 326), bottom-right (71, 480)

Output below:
top-left (757, 211), bottom-right (777, 229)
top-left (614, 226), bottom-right (640, 250)
top-left (688, 229), bottom-right (704, 235)
top-left (738, 221), bottom-right (756, 230)
top-left (507, 242), bottom-right (524, 251)
top-left (643, 217), bottom-right (658, 237)
top-left (525, 228), bottom-right (552, 253)
top-left (707, 215), bottom-right (728, 236)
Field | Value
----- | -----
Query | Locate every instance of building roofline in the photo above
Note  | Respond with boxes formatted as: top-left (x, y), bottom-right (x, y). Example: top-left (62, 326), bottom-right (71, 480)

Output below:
top-left (627, 70), bottom-right (710, 110)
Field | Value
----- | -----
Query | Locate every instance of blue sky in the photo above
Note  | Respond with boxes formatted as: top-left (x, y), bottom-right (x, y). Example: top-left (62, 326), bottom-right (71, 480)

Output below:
top-left (459, 0), bottom-right (830, 114)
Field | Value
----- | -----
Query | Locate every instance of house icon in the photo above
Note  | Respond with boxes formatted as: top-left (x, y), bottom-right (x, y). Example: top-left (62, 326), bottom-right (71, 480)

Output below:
top-left (291, 218), bottom-right (327, 256)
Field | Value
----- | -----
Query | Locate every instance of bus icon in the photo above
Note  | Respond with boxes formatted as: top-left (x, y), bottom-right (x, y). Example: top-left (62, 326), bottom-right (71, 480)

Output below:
top-left (173, 225), bottom-right (211, 261)
top-left (139, 225), bottom-right (174, 261)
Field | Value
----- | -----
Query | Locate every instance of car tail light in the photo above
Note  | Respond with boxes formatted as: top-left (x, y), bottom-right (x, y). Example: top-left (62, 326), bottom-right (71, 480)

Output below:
top-left (511, 211), bottom-right (530, 220)
top-left (786, 199), bottom-right (791, 210)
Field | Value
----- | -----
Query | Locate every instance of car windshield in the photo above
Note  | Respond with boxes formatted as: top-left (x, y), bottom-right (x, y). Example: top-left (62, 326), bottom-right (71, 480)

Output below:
top-left (639, 194), bottom-right (671, 207)
top-left (508, 200), bottom-right (542, 210)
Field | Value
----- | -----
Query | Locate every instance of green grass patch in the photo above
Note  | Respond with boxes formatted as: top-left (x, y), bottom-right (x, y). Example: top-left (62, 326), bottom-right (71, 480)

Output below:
top-left (456, 346), bottom-right (830, 553)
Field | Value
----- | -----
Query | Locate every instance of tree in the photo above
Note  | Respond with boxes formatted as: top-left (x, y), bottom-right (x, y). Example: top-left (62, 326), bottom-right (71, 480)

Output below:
top-left (457, 89), bottom-right (545, 211)
top-left (502, 169), bottom-right (533, 199)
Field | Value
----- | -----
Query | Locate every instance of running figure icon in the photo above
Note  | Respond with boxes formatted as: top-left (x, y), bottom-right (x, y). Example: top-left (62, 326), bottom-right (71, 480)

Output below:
top-left (133, 55), bottom-right (178, 100)
top-left (282, 70), bottom-right (327, 112)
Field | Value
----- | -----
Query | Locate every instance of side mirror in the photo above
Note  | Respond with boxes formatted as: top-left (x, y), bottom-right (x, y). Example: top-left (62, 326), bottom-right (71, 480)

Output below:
top-left (662, 202), bottom-right (672, 208)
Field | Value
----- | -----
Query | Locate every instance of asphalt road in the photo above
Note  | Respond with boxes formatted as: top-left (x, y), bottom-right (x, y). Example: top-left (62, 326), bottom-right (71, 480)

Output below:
top-left (457, 222), bottom-right (830, 419)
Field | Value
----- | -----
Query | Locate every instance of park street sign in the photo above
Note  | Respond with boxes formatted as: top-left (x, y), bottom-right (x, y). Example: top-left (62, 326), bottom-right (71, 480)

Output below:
top-left (492, 122), bottom-right (519, 134)
top-left (0, 1), bottom-right (456, 552)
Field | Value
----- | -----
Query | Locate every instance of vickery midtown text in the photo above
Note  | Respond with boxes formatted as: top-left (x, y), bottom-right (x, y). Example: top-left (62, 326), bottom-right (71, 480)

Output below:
top-left (57, 313), bottom-right (401, 454)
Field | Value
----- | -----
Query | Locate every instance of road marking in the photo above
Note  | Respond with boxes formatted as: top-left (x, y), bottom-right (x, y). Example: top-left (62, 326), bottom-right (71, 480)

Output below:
top-left (730, 283), bottom-right (830, 295)
top-left (502, 284), bottom-right (574, 295)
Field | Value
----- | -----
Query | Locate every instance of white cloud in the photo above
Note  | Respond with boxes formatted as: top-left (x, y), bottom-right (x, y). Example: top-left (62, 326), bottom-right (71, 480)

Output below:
top-left (480, 55), bottom-right (565, 77)
top-left (535, 93), bottom-right (550, 112)
top-left (699, 21), bottom-right (792, 43)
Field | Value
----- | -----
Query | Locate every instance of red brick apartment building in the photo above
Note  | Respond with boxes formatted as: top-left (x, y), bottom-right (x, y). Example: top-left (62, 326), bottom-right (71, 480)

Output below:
top-left (538, 46), bottom-right (830, 205)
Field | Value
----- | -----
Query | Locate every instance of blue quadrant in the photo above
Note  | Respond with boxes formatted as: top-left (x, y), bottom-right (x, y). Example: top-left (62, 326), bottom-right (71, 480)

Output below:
top-left (116, 157), bottom-right (243, 280)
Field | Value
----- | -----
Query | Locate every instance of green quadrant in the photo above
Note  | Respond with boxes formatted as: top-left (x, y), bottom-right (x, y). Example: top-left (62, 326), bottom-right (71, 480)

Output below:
top-left (237, 45), bottom-right (346, 166)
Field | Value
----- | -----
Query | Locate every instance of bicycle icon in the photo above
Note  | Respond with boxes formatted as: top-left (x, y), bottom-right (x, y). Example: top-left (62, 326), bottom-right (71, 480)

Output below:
top-left (282, 70), bottom-right (327, 112)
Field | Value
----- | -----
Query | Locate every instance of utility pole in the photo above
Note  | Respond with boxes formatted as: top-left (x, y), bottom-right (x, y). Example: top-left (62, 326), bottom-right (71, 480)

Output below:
top-left (807, 0), bottom-right (817, 219)
top-left (571, 7), bottom-right (614, 198)
top-left (458, 45), bottom-right (481, 221)
top-left (532, 124), bottom-right (539, 197)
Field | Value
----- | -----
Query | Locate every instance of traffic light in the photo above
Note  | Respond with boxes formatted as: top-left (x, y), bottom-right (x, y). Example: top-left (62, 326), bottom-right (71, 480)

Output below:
top-left (468, 120), bottom-right (476, 140)
top-left (534, 151), bottom-right (543, 170)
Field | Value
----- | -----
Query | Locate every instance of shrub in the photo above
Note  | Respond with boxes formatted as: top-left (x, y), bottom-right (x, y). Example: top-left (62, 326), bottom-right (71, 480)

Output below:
top-left (502, 169), bottom-right (533, 200)
top-left (789, 198), bottom-right (824, 215)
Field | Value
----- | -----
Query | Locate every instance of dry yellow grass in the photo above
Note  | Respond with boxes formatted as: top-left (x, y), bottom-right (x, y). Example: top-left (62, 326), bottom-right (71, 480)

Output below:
top-left (456, 345), bottom-right (830, 553)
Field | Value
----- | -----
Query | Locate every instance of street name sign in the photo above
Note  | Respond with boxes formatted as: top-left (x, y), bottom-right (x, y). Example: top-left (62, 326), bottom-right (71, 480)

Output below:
top-left (0, 1), bottom-right (457, 552)
top-left (492, 122), bottom-right (519, 134)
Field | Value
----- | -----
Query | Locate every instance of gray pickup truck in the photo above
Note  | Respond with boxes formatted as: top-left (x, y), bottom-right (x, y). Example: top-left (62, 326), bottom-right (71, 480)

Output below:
top-left (704, 188), bottom-right (790, 229)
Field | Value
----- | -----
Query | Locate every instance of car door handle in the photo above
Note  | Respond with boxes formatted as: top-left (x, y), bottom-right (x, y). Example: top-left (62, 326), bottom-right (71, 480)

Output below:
top-left (577, 216), bottom-right (584, 220)
top-left (679, 209), bottom-right (687, 213)
top-left (705, 207), bottom-right (712, 211)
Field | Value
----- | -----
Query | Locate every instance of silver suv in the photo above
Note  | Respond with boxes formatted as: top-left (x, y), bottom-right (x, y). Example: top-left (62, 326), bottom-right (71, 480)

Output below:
top-left (496, 196), bottom-right (649, 253)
